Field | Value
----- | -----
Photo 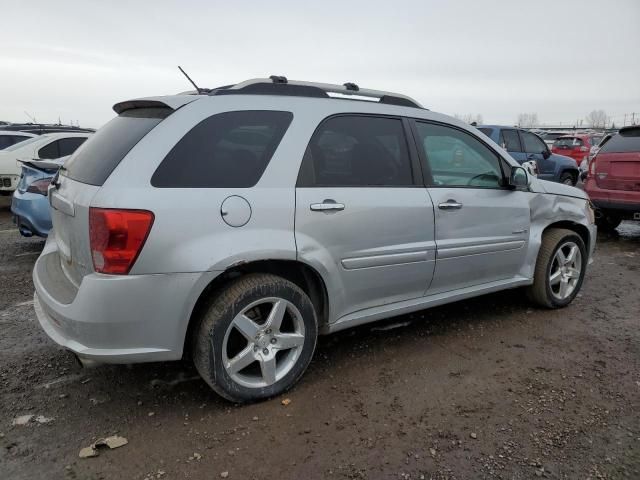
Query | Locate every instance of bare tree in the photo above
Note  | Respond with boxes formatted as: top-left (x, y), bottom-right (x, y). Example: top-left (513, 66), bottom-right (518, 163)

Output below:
top-left (517, 113), bottom-right (539, 128)
top-left (585, 110), bottom-right (608, 128)
top-left (454, 113), bottom-right (484, 125)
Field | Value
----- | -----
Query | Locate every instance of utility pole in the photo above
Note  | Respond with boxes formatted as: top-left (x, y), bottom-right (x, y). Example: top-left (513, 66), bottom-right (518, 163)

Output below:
top-left (632, 112), bottom-right (636, 125)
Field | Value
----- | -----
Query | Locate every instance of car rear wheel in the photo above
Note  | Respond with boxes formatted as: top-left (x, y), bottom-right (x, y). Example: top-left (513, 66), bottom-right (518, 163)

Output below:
top-left (192, 273), bottom-right (318, 403)
top-left (559, 171), bottom-right (576, 186)
top-left (595, 211), bottom-right (622, 232)
top-left (527, 228), bottom-right (587, 308)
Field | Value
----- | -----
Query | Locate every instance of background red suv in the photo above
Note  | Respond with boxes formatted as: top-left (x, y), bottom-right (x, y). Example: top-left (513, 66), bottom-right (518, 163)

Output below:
top-left (585, 126), bottom-right (640, 231)
top-left (552, 134), bottom-right (601, 166)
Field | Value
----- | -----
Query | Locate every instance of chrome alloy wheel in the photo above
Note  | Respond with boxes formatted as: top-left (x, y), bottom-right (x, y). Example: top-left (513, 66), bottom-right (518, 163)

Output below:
top-left (222, 297), bottom-right (305, 388)
top-left (549, 241), bottom-right (582, 300)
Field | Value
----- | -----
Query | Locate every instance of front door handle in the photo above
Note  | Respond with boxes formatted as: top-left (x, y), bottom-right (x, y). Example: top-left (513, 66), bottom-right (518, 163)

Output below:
top-left (438, 200), bottom-right (463, 210)
top-left (527, 154), bottom-right (536, 160)
top-left (310, 199), bottom-right (345, 212)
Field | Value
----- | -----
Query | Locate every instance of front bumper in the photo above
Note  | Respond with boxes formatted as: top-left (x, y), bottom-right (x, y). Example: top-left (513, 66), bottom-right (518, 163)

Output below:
top-left (33, 242), bottom-right (217, 364)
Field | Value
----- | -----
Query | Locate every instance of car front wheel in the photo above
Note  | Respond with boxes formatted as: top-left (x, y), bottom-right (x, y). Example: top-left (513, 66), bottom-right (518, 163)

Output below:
top-left (192, 273), bottom-right (318, 403)
top-left (527, 228), bottom-right (587, 308)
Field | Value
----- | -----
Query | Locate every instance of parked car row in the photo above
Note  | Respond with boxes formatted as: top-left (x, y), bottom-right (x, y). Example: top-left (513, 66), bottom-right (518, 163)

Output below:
top-left (30, 76), bottom-right (598, 402)
top-left (477, 126), bottom-right (580, 185)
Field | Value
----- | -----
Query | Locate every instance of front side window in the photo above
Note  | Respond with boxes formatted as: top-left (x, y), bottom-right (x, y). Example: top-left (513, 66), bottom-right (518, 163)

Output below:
top-left (297, 115), bottom-right (413, 187)
top-left (500, 129), bottom-right (522, 152)
top-left (415, 122), bottom-right (503, 188)
top-left (152, 110), bottom-right (293, 188)
top-left (521, 131), bottom-right (547, 154)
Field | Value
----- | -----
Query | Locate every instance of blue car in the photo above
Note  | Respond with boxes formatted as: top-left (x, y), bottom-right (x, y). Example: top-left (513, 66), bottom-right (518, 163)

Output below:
top-left (478, 125), bottom-right (579, 185)
top-left (11, 156), bottom-right (67, 237)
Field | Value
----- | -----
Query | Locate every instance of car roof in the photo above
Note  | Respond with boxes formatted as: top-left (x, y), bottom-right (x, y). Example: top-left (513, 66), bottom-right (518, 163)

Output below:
top-left (0, 130), bottom-right (37, 136)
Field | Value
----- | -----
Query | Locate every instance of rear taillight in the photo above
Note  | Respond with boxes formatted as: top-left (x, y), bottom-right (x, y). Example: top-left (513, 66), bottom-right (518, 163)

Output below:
top-left (588, 156), bottom-right (597, 177)
top-left (89, 208), bottom-right (154, 275)
top-left (26, 178), bottom-right (52, 196)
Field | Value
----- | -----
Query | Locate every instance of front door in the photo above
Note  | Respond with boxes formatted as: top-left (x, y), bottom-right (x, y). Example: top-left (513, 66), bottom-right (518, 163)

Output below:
top-left (295, 115), bottom-right (436, 322)
top-left (412, 120), bottom-right (531, 294)
top-left (521, 130), bottom-right (555, 180)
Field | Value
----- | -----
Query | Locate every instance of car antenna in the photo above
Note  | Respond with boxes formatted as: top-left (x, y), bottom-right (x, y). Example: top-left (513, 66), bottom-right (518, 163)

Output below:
top-left (178, 66), bottom-right (205, 94)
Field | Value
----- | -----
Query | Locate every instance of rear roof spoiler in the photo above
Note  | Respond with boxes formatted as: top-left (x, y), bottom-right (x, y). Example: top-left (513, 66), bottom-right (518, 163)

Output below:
top-left (112, 95), bottom-right (200, 115)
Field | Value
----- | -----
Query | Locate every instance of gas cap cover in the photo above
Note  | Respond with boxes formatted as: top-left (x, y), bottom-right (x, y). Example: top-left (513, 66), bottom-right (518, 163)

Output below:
top-left (220, 195), bottom-right (252, 227)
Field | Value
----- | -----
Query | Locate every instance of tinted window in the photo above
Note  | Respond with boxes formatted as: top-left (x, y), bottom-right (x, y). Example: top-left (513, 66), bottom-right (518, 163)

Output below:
top-left (4, 136), bottom-right (40, 152)
top-left (0, 137), bottom-right (12, 149)
top-left (298, 116), bottom-right (413, 187)
top-left (38, 140), bottom-right (60, 159)
top-left (553, 137), bottom-right (583, 148)
top-left (152, 111), bottom-right (292, 188)
top-left (500, 129), bottom-right (522, 152)
top-left (477, 127), bottom-right (493, 137)
top-left (415, 122), bottom-right (503, 188)
top-left (600, 128), bottom-right (640, 153)
top-left (521, 131), bottom-right (547, 154)
top-left (58, 137), bottom-right (87, 156)
top-left (64, 107), bottom-right (169, 186)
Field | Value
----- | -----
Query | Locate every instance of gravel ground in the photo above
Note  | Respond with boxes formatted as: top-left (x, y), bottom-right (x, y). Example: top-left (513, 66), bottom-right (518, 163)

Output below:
top-left (1, 196), bottom-right (639, 480)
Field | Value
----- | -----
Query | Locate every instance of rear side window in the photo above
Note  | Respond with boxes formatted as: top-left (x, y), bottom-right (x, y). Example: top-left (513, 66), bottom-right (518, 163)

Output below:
top-left (600, 129), bottom-right (640, 153)
top-left (297, 115), bottom-right (413, 187)
top-left (38, 140), bottom-right (60, 159)
top-left (63, 107), bottom-right (170, 186)
top-left (477, 127), bottom-right (493, 137)
top-left (58, 137), bottom-right (87, 156)
top-left (500, 129), bottom-right (522, 152)
top-left (152, 111), bottom-right (293, 188)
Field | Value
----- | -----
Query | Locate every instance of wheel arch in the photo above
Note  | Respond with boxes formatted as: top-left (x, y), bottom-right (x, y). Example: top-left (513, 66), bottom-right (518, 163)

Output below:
top-left (542, 220), bottom-right (590, 254)
top-left (183, 259), bottom-right (329, 358)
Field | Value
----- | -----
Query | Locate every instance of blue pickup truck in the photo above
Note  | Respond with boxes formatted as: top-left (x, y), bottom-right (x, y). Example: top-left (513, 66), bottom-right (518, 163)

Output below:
top-left (478, 125), bottom-right (579, 185)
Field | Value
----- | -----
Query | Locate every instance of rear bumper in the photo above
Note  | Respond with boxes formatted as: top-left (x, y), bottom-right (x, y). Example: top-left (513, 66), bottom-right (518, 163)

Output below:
top-left (585, 178), bottom-right (640, 218)
top-left (33, 241), bottom-right (218, 364)
top-left (11, 190), bottom-right (51, 237)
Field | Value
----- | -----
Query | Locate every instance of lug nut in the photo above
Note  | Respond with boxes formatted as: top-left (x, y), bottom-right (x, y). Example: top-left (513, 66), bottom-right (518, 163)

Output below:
top-left (262, 348), bottom-right (269, 355)
top-left (253, 346), bottom-right (258, 352)
top-left (266, 329), bottom-right (272, 334)
top-left (270, 338), bottom-right (277, 344)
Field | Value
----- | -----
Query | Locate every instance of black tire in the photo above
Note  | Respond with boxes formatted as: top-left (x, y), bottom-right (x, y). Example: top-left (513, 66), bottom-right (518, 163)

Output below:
top-left (527, 228), bottom-right (587, 308)
top-left (192, 273), bottom-right (318, 403)
top-left (595, 211), bottom-right (622, 232)
top-left (559, 171), bottom-right (576, 186)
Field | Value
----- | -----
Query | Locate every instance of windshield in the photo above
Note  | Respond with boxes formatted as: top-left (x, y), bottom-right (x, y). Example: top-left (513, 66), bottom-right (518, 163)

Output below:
top-left (553, 137), bottom-right (583, 148)
top-left (3, 136), bottom-right (40, 151)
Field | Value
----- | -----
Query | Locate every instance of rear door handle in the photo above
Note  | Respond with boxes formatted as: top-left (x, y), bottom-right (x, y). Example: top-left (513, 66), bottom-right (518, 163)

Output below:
top-left (310, 199), bottom-right (345, 212)
top-left (438, 200), bottom-right (463, 210)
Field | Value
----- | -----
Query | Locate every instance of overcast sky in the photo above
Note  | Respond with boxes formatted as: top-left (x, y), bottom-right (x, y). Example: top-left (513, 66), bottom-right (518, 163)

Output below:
top-left (2, 0), bottom-right (639, 129)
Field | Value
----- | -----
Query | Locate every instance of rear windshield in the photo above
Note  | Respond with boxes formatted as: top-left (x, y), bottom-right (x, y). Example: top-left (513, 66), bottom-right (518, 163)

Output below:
top-left (553, 137), bottom-right (583, 148)
top-left (63, 107), bottom-right (170, 186)
top-left (600, 128), bottom-right (640, 154)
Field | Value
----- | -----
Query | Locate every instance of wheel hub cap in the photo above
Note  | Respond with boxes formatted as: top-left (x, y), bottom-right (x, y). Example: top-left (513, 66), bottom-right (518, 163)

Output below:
top-left (549, 241), bottom-right (582, 300)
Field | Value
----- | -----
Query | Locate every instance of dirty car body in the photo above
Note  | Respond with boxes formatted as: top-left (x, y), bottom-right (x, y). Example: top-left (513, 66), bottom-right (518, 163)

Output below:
top-left (32, 78), bottom-right (597, 401)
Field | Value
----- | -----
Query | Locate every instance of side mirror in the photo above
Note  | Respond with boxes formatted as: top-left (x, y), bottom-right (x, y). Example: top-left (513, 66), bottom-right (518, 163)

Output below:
top-left (542, 148), bottom-right (551, 159)
top-left (509, 166), bottom-right (529, 188)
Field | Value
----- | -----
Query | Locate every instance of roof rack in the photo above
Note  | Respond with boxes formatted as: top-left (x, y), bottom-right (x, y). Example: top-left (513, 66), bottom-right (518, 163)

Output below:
top-left (210, 76), bottom-right (424, 109)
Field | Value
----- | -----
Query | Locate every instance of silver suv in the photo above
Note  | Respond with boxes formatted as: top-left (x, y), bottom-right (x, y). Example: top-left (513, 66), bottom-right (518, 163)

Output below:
top-left (33, 77), bottom-right (596, 402)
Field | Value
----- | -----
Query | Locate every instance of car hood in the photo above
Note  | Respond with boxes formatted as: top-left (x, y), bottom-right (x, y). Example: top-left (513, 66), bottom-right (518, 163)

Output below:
top-left (531, 178), bottom-right (587, 200)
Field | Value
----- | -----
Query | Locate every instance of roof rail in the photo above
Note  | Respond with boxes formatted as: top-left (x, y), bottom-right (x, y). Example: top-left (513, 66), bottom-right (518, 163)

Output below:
top-left (210, 77), bottom-right (424, 109)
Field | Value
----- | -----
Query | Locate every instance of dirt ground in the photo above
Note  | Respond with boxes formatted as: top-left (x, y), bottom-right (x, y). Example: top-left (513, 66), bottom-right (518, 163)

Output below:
top-left (0, 196), bottom-right (638, 480)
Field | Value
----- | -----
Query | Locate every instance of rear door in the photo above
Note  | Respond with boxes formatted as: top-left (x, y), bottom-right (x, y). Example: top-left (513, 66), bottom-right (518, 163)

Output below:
top-left (412, 120), bottom-right (530, 294)
top-left (522, 130), bottom-right (555, 180)
top-left (50, 108), bottom-right (169, 286)
top-left (295, 115), bottom-right (436, 321)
